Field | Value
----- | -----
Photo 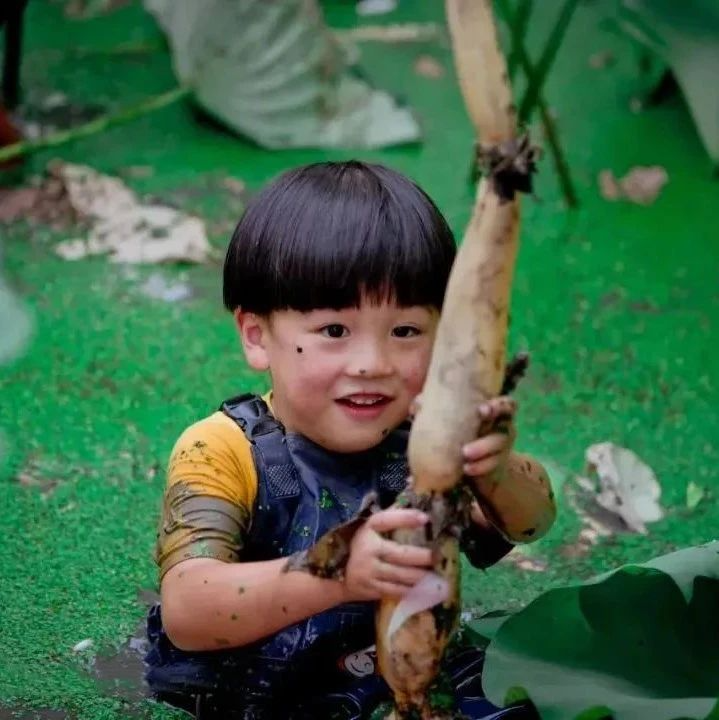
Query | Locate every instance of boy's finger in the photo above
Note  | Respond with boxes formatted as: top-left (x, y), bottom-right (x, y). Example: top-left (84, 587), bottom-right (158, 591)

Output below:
top-left (378, 539), bottom-right (433, 567)
top-left (477, 397), bottom-right (516, 416)
top-left (463, 457), bottom-right (501, 477)
top-left (470, 501), bottom-right (491, 529)
top-left (375, 580), bottom-right (414, 599)
top-left (376, 562), bottom-right (429, 587)
top-left (462, 433), bottom-right (507, 460)
top-left (367, 508), bottom-right (429, 533)
top-left (493, 395), bottom-right (518, 416)
top-left (477, 396), bottom-right (517, 423)
top-left (409, 394), bottom-right (423, 418)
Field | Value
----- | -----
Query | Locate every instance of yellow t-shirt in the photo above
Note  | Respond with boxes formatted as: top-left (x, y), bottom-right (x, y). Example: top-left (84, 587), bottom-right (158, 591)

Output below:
top-left (155, 407), bottom-right (260, 579)
top-left (155, 397), bottom-right (549, 578)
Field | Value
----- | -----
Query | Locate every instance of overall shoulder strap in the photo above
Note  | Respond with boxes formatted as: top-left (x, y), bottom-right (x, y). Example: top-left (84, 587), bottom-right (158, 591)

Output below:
top-left (220, 394), bottom-right (301, 501)
top-left (375, 421), bottom-right (411, 506)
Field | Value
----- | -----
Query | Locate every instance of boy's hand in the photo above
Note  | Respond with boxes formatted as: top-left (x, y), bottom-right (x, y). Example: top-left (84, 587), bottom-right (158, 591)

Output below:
top-left (344, 508), bottom-right (433, 602)
top-left (462, 396), bottom-right (517, 482)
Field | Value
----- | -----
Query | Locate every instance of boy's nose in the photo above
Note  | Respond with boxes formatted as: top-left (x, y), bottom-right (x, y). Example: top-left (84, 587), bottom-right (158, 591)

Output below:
top-left (347, 342), bottom-right (393, 377)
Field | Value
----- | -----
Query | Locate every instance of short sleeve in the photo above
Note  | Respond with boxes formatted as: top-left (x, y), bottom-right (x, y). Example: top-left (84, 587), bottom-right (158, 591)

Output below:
top-left (155, 412), bottom-right (258, 579)
top-left (460, 522), bottom-right (514, 569)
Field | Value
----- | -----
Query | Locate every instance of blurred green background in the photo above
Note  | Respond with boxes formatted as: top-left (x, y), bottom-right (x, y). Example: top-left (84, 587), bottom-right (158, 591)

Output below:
top-left (1, 0), bottom-right (717, 717)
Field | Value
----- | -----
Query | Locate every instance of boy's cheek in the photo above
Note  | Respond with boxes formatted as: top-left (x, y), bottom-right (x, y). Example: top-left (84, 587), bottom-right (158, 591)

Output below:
top-left (288, 357), bottom-right (342, 396)
top-left (405, 352), bottom-right (432, 396)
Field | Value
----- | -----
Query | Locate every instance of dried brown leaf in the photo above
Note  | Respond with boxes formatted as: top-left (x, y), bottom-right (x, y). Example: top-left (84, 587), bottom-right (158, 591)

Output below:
top-left (598, 166), bottom-right (668, 205)
top-left (119, 165), bottom-right (155, 179)
top-left (0, 188), bottom-right (41, 223)
top-left (619, 166), bottom-right (669, 204)
top-left (51, 163), bottom-right (212, 264)
top-left (588, 50), bottom-right (615, 69)
top-left (501, 547), bottom-right (548, 572)
top-left (221, 176), bottom-right (246, 196)
top-left (16, 461), bottom-right (59, 497)
top-left (598, 170), bottom-right (621, 201)
top-left (414, 55), bottom-right (445, 79)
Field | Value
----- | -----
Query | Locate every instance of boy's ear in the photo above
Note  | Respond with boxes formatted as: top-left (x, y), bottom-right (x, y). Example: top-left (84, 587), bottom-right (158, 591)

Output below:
top-left (234, 309), bottom-right (270, 371)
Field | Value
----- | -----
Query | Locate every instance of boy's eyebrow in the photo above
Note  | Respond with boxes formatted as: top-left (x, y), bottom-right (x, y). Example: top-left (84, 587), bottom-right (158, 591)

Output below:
top-left (305, 307), bottom-right (357, 316)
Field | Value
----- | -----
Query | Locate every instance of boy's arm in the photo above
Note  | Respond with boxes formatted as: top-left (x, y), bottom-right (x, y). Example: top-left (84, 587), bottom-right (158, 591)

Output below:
top-left (472, 451), bottom-right (556, 544)
top-left (161, 556), bottom-right (348, 651)
top-left (459, 397), bottom-right (556, 546)
top-left (157, 416), bottom-right (337, 651)
top-left (161, 507), bottom-right (433, 652)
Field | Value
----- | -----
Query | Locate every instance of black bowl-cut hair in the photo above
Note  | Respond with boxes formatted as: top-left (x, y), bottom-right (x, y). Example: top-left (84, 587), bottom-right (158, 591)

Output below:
top-left (223, 161), bottom-right (456, 315)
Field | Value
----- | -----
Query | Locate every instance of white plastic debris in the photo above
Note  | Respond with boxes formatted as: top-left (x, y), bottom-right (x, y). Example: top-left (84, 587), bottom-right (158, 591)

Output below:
top-left (139, 272), bottom-right (193, 302)
top-left (72, 638), bottom-right (94, 652)
top-left (356, 0), bottom-right (398, 16)
top-left (414, 55), bottom-right (444, 79)
top-left (583, 442), bottom-right (664, 534)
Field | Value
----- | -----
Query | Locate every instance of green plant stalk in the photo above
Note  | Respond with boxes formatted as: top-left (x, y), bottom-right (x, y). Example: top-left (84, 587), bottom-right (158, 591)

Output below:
top-left (504, 0), bottom-right (533, 81)
top-left (0, 85), bottom-right (191, 166)
top-left (536, 100), bottom-right (578, 207)
top-left (518, 0), bottom-right (580, 124)
top-left (511, 38), bottom-right (578, 208)
top-left (68, 39), bottom-right (166, 58)
top-left (501, 0), bottom-right (578, 207)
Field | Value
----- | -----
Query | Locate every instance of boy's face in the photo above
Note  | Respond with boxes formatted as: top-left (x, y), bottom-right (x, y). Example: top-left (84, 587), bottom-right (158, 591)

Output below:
top-left (237, 299), bottom-right (438, 453)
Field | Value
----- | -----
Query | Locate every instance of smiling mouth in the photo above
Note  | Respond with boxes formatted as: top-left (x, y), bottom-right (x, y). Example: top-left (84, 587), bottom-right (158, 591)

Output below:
top-left (336, 394), bottom-right (392, 408)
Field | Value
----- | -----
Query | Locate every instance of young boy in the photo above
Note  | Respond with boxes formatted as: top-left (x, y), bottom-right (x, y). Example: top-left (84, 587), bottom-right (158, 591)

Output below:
top-left (145, 161), bottom-right (555, 719)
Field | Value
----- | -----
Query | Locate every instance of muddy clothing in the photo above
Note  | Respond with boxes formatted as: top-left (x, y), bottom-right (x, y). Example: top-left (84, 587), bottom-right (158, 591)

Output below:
top-left (154, 393), bottom-right (512, 579)
top-left (145, 394), bottom-right (519, 719)
top-left (153, 402), bottom-right (262, 580)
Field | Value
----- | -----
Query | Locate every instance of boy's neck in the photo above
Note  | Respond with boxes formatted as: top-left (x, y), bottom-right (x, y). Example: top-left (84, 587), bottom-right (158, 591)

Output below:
top-left (264, 389), bottom-right (407, 454)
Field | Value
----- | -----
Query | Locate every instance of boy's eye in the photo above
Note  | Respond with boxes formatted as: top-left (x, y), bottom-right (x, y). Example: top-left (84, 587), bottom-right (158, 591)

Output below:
top-left (392, 325), bottom-right (421, 338)
top-left (320, 324), bottom-right (349, 338)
